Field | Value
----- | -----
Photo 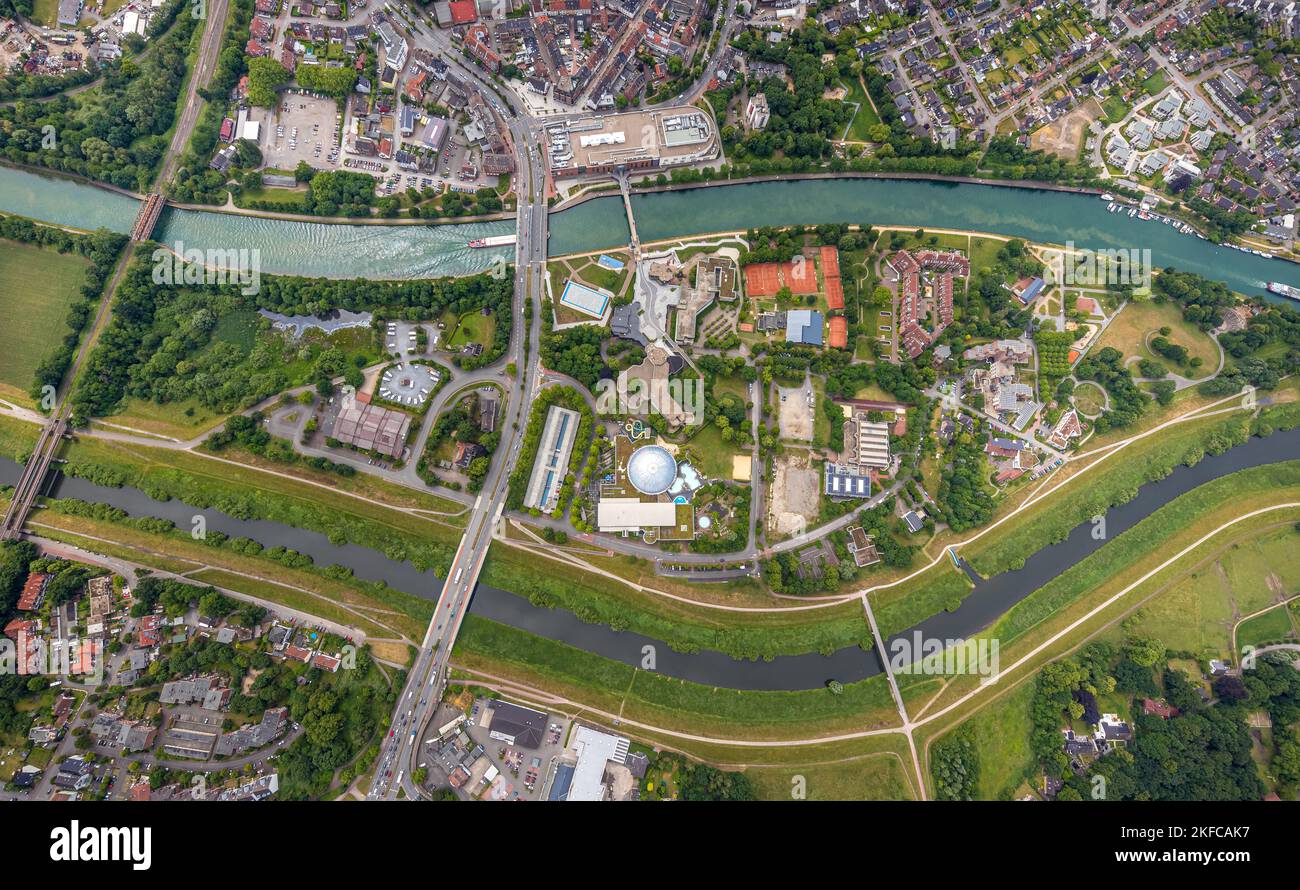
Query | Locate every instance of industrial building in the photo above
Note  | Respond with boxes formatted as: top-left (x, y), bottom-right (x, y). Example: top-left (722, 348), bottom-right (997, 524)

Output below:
top-left (547, 106), bottom-right (718, 178)
top-left (487, 700), bottom-right (547, 749)
top-left (330, 400), bottom-right (411, 460)
top-left (596, 498), bottom-right (679, 533)
top-left (523, 405), bottom-right (580, 512)
top-left (849, 419), bottom-right (891, 469)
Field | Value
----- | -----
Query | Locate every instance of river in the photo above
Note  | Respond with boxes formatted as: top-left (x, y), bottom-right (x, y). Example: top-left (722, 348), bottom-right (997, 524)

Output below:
top-left (3, 427), bottom-right (1296, 691)
top-left (4, 165), bottom-right (1299, 300)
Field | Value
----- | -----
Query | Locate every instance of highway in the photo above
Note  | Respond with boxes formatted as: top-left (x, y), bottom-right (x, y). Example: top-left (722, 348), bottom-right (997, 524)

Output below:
top-left (365, 0), bottom-right (737, 796)
top-left (367, 30), bottom-right (549, 798)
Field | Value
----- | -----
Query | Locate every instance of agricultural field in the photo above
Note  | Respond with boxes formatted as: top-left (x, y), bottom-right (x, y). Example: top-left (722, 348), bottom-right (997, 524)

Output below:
top-left (0, 238), bottom-right (91, 403)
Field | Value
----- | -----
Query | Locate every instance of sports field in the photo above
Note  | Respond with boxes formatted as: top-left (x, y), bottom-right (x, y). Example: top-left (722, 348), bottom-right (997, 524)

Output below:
top-left (0, 238), bottom-right (90, 398)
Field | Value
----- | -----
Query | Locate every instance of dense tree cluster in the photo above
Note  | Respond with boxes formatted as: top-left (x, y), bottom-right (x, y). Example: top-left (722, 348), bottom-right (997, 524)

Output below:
top-left (937, 430), bottom-right (996, 533)
top-left (1034, 330), bottom-right (1075, 380)
top-left (71, 248), bottom-right (510, 422)
top-left (1075, 346), bottom-right (1149, 431)
top-left (0, 2), bottom-right (200, 189)
top-left (726, 26), bottom-right (853, 164)
top-left (539, 325), bottom-right (606, 388)
top-left (932, 726), bottom-right (980, 800)
top-left (303, 170), bottom-right (382, 217)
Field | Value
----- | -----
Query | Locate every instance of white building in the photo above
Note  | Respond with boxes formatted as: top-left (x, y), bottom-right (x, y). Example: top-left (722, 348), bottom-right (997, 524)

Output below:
top-left (596, 498), bottom-right (678, 533)
top-left (745, 93), bottom-right (770, 130)
top-left (564, 725), bottom-right (630, 801)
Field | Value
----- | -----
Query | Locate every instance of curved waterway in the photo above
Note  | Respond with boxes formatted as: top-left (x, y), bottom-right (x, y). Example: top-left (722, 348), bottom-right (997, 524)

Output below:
top-left (2, 427), bottom-right (1296, 690)
top-left (0, 165), bottom-right (513, 279)
top-left (549, 178), bottom-right (1300, 303)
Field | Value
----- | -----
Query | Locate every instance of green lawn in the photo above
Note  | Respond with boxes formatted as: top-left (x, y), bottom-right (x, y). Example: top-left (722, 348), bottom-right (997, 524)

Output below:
top-left (747, 755), bottom-right (915, 800)
top-left (958, 679), bottom-right (1037, 800)
top-left (0, 238), bottom-right (91, 397)
top-left (1237, 608), bottom-right (1296, 650)
top-left (840, 76), bottom-right (881, 142)
top-left (573, 260), bottom-right (625, 294)
top-left (681, 421), bottom-right (744, 481)
top-left (447, 311), bottom-right (496, 348)
top-left (237, 185), bottom-right (307, 206)
top-left (1073, 381), bottom-right (1106, 415)
top-left (1094, 299), bottom-right (1218, 377)
top-left (1102, 95), bottom-right (1130, 123)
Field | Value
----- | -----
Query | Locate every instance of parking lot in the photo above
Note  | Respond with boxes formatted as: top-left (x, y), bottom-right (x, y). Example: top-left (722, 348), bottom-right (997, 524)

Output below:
top-left (378, 362), bottom-right (438, 409)
top-left (384, 320), bottom-right (438, 357)
top-left (260, 94), bottom-right (341, 172)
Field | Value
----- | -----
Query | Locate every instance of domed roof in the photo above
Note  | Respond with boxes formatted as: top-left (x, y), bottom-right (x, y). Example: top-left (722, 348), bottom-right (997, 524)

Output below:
top-left (626, 444), bottom-right (677, 495)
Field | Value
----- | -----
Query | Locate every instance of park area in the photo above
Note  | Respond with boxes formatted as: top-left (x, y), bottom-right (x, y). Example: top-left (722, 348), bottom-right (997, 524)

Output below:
top-left (1094, 299), bottom-right (1220, 378)
top-left (0, 238), bottom-right (90, 403)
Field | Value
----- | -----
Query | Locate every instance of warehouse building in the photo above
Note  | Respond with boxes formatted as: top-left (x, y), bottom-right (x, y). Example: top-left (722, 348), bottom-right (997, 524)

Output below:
top-left (330, 400), bottom-right (411, 460)
top-left (523, 405), bottom-right (580, 512)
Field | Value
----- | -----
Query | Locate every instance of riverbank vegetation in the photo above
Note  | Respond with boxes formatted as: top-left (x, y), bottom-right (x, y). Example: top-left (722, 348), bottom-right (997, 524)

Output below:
top-left (451, 615), bottom-right (901, 740)
top-left (480, 543), bottom-right (872, 661)
top-left (52, 430), bottom-right (465, 573)
top-left (69, 247), bottom-right (511, 425)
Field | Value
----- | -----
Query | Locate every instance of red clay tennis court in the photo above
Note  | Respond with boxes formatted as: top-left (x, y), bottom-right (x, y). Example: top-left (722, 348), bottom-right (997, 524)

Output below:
top-left (824, 275), bottom-right (844, 310)
top-left (784, 260), bottom-right (818, 293)
top-left (744, 260), bottom-right (819, 296)
top-left (819, 246), bottom-right (840, 280)
top-left (743, 262), bottom-right (782, 297)
top-left (827, 316), bottom-right (848, 349)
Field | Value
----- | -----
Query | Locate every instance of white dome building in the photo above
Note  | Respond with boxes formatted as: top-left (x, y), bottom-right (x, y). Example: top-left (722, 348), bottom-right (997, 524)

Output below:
top-left (626, 444), bottom-right (677, 495)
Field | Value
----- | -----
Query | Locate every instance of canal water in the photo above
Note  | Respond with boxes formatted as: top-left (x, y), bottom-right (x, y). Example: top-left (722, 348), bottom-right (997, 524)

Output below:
top-left (548, 178), bottom-right (1300, 303)
top-left (3, 427), bottom-right (1296, 690)
top-left (5, 165), bottom-right (1299, 299)
top-left (0, 165), bottom-right (514, 280)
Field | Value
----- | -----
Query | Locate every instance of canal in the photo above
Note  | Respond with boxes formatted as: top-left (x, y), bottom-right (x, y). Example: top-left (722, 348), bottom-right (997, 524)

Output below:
top-left (548, 178), bottom-right (1300, 303)
top-left (4, 165), bottom-right (1299, 300)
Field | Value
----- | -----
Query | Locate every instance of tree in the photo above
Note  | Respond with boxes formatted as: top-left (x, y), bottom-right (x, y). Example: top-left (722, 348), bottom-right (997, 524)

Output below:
top-left (246, 57), bottom-right (291, 107)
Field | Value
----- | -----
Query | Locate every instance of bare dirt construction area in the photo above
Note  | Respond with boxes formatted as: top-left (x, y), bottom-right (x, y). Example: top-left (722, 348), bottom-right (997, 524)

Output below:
top-left (768, 450), bottom-right (820, 538)
top-left (777, 381), bottom-right (814, 442)
top-left (1031, 98), bottom-right (1103, 161)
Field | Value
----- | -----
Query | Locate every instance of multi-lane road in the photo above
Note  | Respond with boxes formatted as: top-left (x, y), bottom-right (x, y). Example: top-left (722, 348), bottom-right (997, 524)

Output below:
top-left (367, 40), bottom-right (549, 799)
top-left (365, 0), bottom-right (746, 796)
